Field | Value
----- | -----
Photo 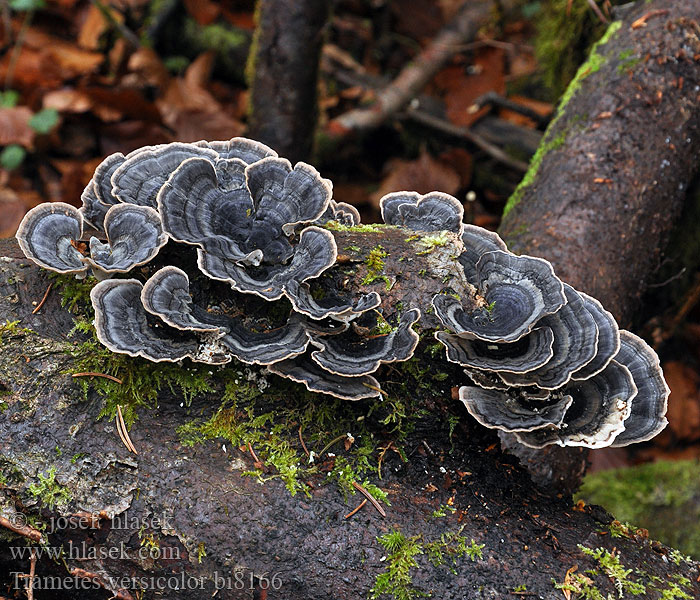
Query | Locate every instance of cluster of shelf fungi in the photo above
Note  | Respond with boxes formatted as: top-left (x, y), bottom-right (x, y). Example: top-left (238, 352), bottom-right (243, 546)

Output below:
top-left (16, 137), bottom-right (669, 450)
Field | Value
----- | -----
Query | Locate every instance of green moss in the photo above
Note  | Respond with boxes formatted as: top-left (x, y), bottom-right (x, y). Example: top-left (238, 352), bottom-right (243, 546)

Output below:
top-left (27, 466), bottom-right (72, 509)
top-left (415, 232), bottom-right (450, 256)
top-left (0, 319), bottom-right (33, 344)
top-left (503, 20), bottom-right (622, 219)
top-left (48, 272), bottom-right (96, 314)
top-left (370, 530), bottom-right (425, 600)
top-left (535, 1), bottom-right (624, 99)
top-left (362, 245), bottom-right (392, 290)
top-left (577, 460), bottom-right (700, 558)
top-left (324, 222), bottom-right (394, 234)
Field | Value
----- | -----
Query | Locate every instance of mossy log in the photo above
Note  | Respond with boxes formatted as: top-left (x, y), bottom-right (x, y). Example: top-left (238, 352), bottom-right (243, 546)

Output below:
top-left (500, 0), bottom-right (700, 327)
top-left (1, 226), bottom-right (699, 599)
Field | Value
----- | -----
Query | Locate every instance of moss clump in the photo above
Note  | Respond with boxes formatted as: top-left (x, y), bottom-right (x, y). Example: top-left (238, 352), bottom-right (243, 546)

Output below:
top-left (67, 315), bottom-right (214, 428)
top-left (370, 530), bottom-right (425, 600)
top-left (415, 232), bottom-right (450, 256)
top-left (534, 1), bottom-right (624, 99)
top-left (362, 245), bottom-right (391, 290)
top-left (370, 528), bottom-right (485, 599)
top-left (0, 319), bottom-right (33, 344)
top-left (577, 460), bottom-right (700, 559)
top-left (27, 466), bottom-right (72, 509)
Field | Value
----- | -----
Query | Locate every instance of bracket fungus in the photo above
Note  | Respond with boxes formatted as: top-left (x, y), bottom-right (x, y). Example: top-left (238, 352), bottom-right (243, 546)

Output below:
top-left (15, 136), bottom-right (670, 449)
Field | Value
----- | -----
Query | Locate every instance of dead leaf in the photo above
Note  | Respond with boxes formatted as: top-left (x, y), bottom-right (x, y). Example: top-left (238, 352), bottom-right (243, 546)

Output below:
top-left (184, 0), bottom-right (221, 25)
top-left (43, 89), bottom-right (93, 113)
top-left (371, 151), bottom-right (461, 208)
top-left (0, 187), bottom-right (26, 238)
top-left (0, 107), bottom-right (35, 148)
top-left (662, 361), bottom-right (700, 442)
top-left (433, 47), bottom-right (506, 128)
top-left (499, 95), bottom-right (553, 127)
top-left (78, 4), bottom-right (113, 50)
top-left (127, 47), bottom-right (171, 90)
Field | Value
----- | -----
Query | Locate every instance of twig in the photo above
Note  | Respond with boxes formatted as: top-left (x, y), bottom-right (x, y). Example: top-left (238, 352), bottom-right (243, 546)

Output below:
top-left (403, 107), bottom-right (529, 172)
top-left (19, 547), bottom-right (37, 600)
top-left (351, 481), bottom-right (386, 518)
top-left (587, 0), bottom-right (609, 24)
top-left (470, 91), bottom-right (550, 127)
top-left (0, 514), bottom-right (42, 542)
top-left (298, 426), bottom-right (310, 457)
top-left (32, 282), bottom-right (52, 314)
top-left (4, 8), bottom-right (33, 90)
top-left (72, 372), bottom-right (123, 384)
top-left (631, 8), bottom-right (668, 29)
top-left (116, 405), bottom-right (138, 454)
top-left (317, 433), bottom-right (350, 458)
top-left (344, 498), bottom-right (368, 519)
top-left (90, 0), bottom-right (141, 48)
top-left (247, 442), bottom-right (261, 465)
top-left (329, 0), bottom-right (494, 135)
top-left (362, 382), bottom-right (388, 397)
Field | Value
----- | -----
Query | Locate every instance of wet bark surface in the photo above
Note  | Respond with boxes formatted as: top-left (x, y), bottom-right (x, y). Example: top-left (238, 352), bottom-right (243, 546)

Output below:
top-left (246, 0), bottom-right (329, 163)
top-left (500, 0), bottom-right (700, 329)
top-left (1, 237), bottom-right (699, 600)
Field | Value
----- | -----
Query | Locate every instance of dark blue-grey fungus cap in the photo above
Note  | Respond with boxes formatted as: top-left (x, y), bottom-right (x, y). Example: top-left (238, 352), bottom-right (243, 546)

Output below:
top-left (433, 250), bottom-right (567, 343)
top-left (380, 191), bottom-right (464, 233)
top-left (16, 202), bottom-right (87, 274)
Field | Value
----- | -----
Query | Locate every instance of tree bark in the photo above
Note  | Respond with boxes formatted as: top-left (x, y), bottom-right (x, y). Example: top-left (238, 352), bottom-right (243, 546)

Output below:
top-left (246, 0), bottom-right (329, 163)
top-left (499, 0), bottom-right (700, 328)
top-left (496, 0), bottom-right (700, 492)
top-left (2, 2), bottom-right (700, 598)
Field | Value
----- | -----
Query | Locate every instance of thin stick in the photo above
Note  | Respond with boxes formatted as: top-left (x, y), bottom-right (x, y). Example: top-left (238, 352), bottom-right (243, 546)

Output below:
top-left (586, 0), bottom-right (609, 24)
top-left (72, 372), bottom-right (123, 384)
top-left (0, 515), bottom-right (42, 542)
top-left (116, 405), bottom-right (138, 454)
top-left (329, 0), bottom-right (493, 135)
top-left (247, 442), bottom-right (261, 465)
top-left (344, 498), bottom-right (367, 519)
top-left (403, 107), bottom-right (529, 172)
top-left (362, 382), bottom-right (388, 397)
top-left (32, 282), bottom-right (52, 314)
top-left (317, 433), bottom-right (349, 458)
top-left (298, 426), bottom-right (310, 457)
top-left (351, 481), bottom-right (386, 518)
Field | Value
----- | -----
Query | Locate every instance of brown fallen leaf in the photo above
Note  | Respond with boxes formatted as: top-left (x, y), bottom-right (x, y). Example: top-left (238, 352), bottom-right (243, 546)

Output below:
top-left (0, 187), bottom-right (27, 239)
top-left (433, 47), bottom-right (506, 128)
top-left (0, 107), bottom-right (35, 149)
top-left (662, 361), bottom-right (700, 442)
top-left (184, 0), bottom-right (220, 25)
top-left (370, 150), bottom-right (461, 208)
top-left (43, 89), bottom-right (93, 114)
top-left (78, 4), bottom-right (113, 50)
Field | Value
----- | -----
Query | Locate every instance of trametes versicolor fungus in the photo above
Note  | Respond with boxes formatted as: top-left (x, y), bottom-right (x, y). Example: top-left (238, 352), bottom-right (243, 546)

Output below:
top-left (15, 137), bottom-right (669, 449)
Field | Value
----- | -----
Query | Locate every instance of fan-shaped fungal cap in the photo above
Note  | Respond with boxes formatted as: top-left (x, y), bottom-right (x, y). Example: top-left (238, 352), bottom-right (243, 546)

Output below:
top-left (436, 327), bottom-right (555, 373)
top-left (268, 355), bottom-right (382, 400)
top-left (610, 331), bottom-right (669, 447)
top-left (380, 191), bottom-right (464, 233)
top-left (157, 157), bottom-right (261, 264)
top-left (194, 137), bottom-right (277, 163)
top-left (433, 251), bottom-right (566, 342)
top-left (90, 278), bottom-right (229, 364)
top-left (16, 202), bottom-right (87, 274)
top-left (459, 386), bottom-right (573, 432)
top-left (514, 359), bottom-right (637, 449)
top-left (459, 224), bottom-right (508, 284)
top-left (200, 226), bottom-right (338, 300)
top-left (141, 266), bottom-right (223, 333)
top-left (285, 279), bottom-right (380, 321)
top-left (315, 200), bottom-right (361, 227)
top-left (86, 204), bottom-right (167, 273)
top-left (218, 313), bottom-right (311, 365)
top-left (112, 142), bottom-right (219, 207)
top-left (246, 157), bottom-right (333, 236)
top-left (499, 284), bottom-right (598, 389)
top-left (570, 292), bottom-right (620, 380)
top-left (309, 308), bottom-right (421, 376)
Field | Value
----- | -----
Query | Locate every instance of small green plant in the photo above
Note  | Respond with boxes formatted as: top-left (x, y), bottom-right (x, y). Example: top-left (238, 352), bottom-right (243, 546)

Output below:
top-left (362, 245), bottom-right (391, 290)
top-left (196, 542), bottom-right (207, 564)
top-left (370, 530), bottom-right (425, 600)
top-left (465, 539), bottom-right (485, 562)
top-left (27, 466), bottom-right (72, 509)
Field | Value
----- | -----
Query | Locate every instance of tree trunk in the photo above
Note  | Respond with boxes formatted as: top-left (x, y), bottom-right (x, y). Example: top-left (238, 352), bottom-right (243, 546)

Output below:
top-left (246, 0), bottom-right (329, 163)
